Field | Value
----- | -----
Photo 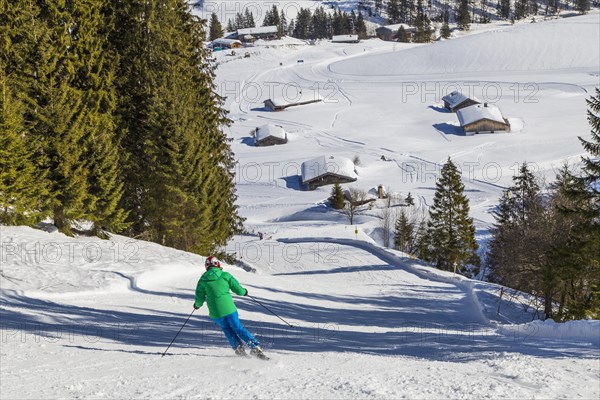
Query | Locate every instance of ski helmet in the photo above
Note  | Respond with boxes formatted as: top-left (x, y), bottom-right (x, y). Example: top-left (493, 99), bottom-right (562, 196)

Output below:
top-left (205, 255), bottom-right (222, 270)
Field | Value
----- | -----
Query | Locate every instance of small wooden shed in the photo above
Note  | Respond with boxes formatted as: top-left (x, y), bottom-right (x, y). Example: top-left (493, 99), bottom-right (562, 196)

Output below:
top-left (301, 155), bottom-right (357, 190)
top-left (457, 103), bottom-right (510, 135)
top-left (442, 91), bottom-right (481, 112)
top-left (254, 124), bottom-right (288, 146)
top-left (211, 38), bottom-right (242, 49)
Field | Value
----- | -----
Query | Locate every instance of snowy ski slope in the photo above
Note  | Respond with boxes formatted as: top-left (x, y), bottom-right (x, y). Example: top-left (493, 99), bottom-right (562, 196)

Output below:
top-left (2, 11), bottom-right (600, 400)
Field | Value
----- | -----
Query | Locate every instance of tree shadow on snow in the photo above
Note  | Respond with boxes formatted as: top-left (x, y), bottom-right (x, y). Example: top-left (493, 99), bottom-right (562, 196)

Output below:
top-left (1, 289), bottom-right (597, 362)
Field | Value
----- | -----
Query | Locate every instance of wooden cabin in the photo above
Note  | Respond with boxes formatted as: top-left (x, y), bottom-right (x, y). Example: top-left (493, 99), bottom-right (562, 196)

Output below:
top-left (211, 38), bottom-right (242, 49)
top-left (442, 91), bottom-right (481, 112)
top-left (375, 24), bottom-right (416, 41)
top-left (236, 26), bottom-right (279, 42)
top-left (301, 155), bottom-right (357, 190)
top-left (254, 124), bottom-right (288, 146)
top-left (457, 103), bottom-right (510, 135)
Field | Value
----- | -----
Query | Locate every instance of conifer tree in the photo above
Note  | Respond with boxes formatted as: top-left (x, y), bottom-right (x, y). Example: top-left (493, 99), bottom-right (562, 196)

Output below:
top-left (397, 25), bottom-right (409, 42)
top-left (580, 88), bottom-right (600, 190)
top-left (226, 19), bottom-right (234, 32)
top-left (18, 2), bottom-right (92, 234)
top-left (399, 0), bottom-right (415, 23)
top-left (405, 192), bottom-right (415, 206)
top-left (577, 0), bottom-right (590, 14)
top-left (209, 12), bottom-right (223, 40)
top-left (394, 208), bottom-right (415, 254)
top-left (387, 0), bottom-right (401, 24)
top-left (356, 11), bottom-right (368, 39)
top-left (244, 9), bottom-right (255, 28)
top-left (330, 183), bottom-right (346, 210)
top-left (234, 12), bottom-right (245, 30)
top-left (0, 1), bottom-right (49, 224)
top-left (422, 158), bottom-right (479, 272)
top-left (514, 0), bottom-right (527, 19)
top-left (112, 0), bottom-right (241, 253)
top-left (487, 163), bottom-right (546, 305)
top-left (70, 0), bottom-right (128, 235)
top-left (279, 10), bottom-right (288, 36)
top-left (271, 5), bottom-right (280, 28)
top-left (440, 20), bottom-right (451, 39)
top-left (456, 0), bottom-right (471, 30)
top-left (414, 0), bottom-right (433, 42)
top-left (499, 0), bottom-right (511, 19)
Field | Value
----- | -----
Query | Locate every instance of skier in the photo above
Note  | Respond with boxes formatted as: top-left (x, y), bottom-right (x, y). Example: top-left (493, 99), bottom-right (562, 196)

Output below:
top-left (194, 256), bottom-right (267, 359)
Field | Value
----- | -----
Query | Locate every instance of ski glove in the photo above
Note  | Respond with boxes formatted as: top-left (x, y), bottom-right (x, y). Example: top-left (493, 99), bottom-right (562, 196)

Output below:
top-left (244, 289), bottom-right (249, 296)
top-left (193, 304), bottom-right (200, 310)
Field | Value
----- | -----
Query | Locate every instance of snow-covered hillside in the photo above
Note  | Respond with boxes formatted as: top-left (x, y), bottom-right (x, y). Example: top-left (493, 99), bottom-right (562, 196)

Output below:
top-left (2, 10), bottom-right (599, 400)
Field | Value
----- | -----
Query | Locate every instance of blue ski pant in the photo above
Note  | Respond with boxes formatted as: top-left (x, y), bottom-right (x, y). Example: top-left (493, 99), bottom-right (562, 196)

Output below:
top-left (212, 311), bottom-right (260, 350)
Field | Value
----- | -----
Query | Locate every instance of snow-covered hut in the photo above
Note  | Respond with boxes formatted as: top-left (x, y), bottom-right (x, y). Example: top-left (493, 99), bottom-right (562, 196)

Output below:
top-left (332, 34), bottom-right (359, 43)
top-left (254, 124), bottom-right (288, 146)
top-left (264, 92), bottom-right (323, 111)
top-left (442, 91), bottom-right (481, 112)
top-left (301, 155), bottom-right (358, 190)
top-left (456, 103), bottom-right (510, 135)
top-left (211, 38), bottom-right (242, 49)
top-left (236, 26), bottom-right (278, 42)
top-left (375, 24), bottom-right (416, 41)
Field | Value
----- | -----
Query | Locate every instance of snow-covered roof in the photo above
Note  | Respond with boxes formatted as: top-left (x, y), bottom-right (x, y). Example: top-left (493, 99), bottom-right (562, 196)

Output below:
top-left (332, 35), bottom-right (359, 42)
top-left (442, 91), bottom-right (480, 108)
top-left (379, 23), bottom-right (415, 32)
top-left (301, 155), bottom-right (357, 183)
top-left (457, 104), bottom-right (507, 126)
top-left (237, 26), bottom-right (278, 36)
top-left (265, 91), bottom-right (324, 108)
top-left (255, 124), bottom-right (286, 141)
top-left (211, 38), bottom-right (242, 46)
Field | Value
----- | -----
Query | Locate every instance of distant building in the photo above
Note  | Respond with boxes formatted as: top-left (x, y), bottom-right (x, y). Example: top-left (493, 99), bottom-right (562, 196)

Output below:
top-left (442, 91), bottom-right (481, 112)
top-left (254, 124), bottom-right (288, 146)
top-left (264, 92), bottom-right (323, 111)
top-left (457, 103), bottom-right (510, 135)
top-left (331, 34), bottom-right (360, 43)
top-left (235, 26), bottom-right (279, 42)
top-left (375, 24), bottom-right (416, 41)
top-left (211, 38), bottom-right (242, 49)
top-left (301, 155), bottom-right (358, 190)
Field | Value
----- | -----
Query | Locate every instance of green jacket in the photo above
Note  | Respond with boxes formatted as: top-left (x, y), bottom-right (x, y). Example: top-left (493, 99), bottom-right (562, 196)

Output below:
top-left (194, 268), bottom-right (247, 319)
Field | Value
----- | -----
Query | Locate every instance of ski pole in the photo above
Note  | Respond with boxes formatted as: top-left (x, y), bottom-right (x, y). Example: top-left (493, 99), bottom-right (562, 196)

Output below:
top-left (161, 308), bottom-right (195, 357)
top-left (248, 295), bottom-right (295, 328)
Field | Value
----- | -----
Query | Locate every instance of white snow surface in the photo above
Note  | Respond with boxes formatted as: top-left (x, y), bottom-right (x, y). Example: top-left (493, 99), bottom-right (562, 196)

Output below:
top-left (3, 11), bottom-right (600, 400)
top-left (1, 226), bottom-right (599, 399)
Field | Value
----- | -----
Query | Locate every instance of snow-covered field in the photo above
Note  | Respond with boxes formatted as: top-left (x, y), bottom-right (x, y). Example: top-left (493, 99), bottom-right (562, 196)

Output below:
top-left (2, 11), bottom-right (600, 400)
